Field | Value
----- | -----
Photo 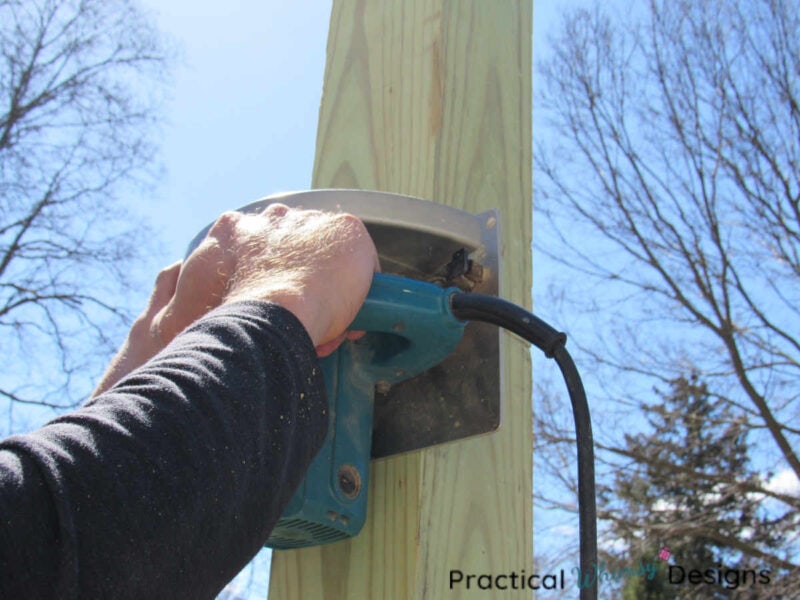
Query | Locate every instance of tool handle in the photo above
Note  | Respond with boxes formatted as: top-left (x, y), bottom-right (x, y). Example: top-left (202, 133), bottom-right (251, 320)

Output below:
top-left (349, 274), bottom-right (465, 382)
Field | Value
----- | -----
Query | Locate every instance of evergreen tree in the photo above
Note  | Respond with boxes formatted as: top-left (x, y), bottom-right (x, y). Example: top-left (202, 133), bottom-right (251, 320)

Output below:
top-left (605, 376), bottom-right (782, 599)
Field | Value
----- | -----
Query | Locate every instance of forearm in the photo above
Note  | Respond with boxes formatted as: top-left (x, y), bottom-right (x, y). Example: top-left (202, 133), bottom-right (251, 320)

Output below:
top-left (0, 301), bottom-right (327, 599)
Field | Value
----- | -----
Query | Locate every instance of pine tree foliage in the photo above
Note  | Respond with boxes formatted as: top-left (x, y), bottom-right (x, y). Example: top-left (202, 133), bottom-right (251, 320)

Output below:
top-left (606, 376), bottom-right (787, 598)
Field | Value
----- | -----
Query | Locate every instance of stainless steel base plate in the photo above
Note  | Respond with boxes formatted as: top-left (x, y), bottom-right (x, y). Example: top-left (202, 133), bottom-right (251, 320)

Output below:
top-left (188, 190), bottom-right (502, 458)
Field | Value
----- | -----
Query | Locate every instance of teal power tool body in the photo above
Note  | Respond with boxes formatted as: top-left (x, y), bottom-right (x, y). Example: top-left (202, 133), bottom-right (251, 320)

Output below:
top-left (186, 190), bottom-right (503, 550)
top-left (269, 273), bottom-right (464, 548)
top-left (188, 190), bottom-right (597, 598)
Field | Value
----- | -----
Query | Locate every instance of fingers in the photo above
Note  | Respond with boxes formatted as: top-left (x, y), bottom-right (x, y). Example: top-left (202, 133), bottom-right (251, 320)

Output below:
top-left (261, 203), bottom-right (290, 218)
top-left (314, 329), bottom-right (367, 358)
top-left (95, 260), bottom-right (186, 396)
top-left (150, 261), bottom-right (182, 310)
top-left (154, 204), bottom-right (380, 352)
top-left (315, 333), bottom-right (347, 358)
top-left (207, 211), bottom-right (241, 238)
top-left (136, 261), bottom-right (182, 326)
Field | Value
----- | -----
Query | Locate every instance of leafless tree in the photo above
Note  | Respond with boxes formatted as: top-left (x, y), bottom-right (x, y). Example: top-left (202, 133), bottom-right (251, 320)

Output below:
top-left (0, 0), bottom-right (171, 423)
top-left (534, 0), bottom-right (799, 590)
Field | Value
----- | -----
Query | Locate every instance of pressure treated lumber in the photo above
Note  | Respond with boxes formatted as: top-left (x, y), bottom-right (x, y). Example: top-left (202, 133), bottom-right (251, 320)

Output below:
top-left (269, 2), bottom-right (533, 598)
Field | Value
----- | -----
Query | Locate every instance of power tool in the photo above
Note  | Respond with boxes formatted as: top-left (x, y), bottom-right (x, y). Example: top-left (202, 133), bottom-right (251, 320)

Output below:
top-left (187, 190), bottom-right (598, 600)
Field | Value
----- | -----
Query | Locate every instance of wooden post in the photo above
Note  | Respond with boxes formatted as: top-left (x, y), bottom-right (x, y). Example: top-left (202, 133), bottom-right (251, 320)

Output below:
top-left (269, 1), bottom-right (532, 598)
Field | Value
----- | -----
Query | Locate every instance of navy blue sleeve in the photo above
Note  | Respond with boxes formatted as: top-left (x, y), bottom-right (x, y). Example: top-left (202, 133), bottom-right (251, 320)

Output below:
top-left (0, 301), bottom-right (328, 599)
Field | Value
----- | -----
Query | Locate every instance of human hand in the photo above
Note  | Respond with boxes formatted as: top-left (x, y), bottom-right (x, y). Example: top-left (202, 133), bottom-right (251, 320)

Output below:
top-left (92, 205), bottom-right (378, 397)
top-left (153, 203), bottom-right (378, 355)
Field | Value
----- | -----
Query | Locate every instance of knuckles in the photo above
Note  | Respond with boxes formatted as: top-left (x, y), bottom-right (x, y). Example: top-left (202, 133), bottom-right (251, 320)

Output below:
top-left (263, 203), bottom-right (290, 217)
top-left (155, 261), bottom-right (181, 285)
top-left (208, 211), bottom-right (241, 238)
top-left (205, 206), bottom-right (375, 276)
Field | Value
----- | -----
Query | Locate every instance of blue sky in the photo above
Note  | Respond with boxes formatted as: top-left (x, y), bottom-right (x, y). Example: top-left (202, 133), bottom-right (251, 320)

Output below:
top-left (136, 0), bottom-right (333, 268)
top-left (135, 0), bottom-right (561, 263)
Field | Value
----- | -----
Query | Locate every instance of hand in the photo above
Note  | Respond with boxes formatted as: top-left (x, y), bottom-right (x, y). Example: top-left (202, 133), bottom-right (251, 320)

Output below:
top-left (92, 205), bottom-right (379, 397)
top-left (154, 204), bottom-right (378, 351)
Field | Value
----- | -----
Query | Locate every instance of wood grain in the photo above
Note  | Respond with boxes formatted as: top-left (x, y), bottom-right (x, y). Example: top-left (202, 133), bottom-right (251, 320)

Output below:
top-left (269, 1), bottom-right (532, 597)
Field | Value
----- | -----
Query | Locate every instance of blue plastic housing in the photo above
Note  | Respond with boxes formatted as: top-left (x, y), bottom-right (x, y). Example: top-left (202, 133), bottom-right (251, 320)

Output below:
top-left (265, 273), bottom-right (464, 549)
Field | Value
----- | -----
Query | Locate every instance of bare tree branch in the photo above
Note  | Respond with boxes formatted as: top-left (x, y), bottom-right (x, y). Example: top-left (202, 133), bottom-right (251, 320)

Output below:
top-left (0, 0), bottom-right (172, 423)
top-left (535, 0), bottom-right (800, 585)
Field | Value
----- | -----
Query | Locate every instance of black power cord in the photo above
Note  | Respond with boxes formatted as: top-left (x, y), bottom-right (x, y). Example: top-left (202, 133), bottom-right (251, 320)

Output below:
top-left (450, 292), bottom-right (598, 600)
